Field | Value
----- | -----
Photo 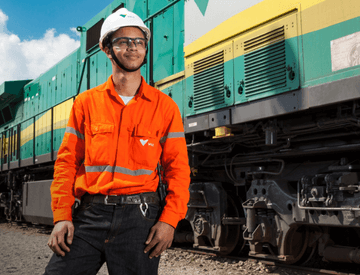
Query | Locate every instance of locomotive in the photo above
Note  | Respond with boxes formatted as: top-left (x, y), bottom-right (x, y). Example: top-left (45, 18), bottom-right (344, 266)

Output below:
top-left (1, 0), bottom-right (360, 265)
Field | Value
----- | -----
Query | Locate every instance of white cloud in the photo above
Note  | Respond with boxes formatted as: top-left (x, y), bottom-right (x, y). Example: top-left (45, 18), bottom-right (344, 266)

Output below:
top-left (0, 9), bottom-right (8, 32)
top-left (0, 9), bottom-right (80, 85)
top-left (70, 27), bottom-right (81, 37)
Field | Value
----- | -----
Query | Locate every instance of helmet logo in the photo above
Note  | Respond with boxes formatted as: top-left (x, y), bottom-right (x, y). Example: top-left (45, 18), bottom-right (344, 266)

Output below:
top-left (120, 14), bottom-right (126, 18)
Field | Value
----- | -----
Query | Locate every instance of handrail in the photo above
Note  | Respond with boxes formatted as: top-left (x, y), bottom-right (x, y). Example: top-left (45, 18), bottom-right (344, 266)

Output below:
top-left (297, 181), bottom-right (360, 211)
top-left (77, 57), bottom-right (88, 95)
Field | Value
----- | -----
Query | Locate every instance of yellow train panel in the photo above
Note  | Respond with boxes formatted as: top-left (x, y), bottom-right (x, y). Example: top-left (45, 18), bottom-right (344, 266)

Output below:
top-left (53, 98), bottom-right (73, 131)
top-left (185, 40), bottom-right (234, 78)
top-left (184, 0), bottom-right (360, 58)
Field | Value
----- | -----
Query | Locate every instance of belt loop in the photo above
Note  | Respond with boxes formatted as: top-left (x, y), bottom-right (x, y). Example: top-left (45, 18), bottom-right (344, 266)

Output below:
top-left (140, 193), bottom-right (145, 203)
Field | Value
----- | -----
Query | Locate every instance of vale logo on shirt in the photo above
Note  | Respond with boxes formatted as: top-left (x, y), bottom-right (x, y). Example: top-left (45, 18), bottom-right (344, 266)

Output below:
top-left (140, 139), bottom-right (148, 146)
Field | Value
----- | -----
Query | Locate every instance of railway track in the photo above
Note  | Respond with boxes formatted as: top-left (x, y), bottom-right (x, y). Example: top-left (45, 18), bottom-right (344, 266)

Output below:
top-left (170, 247), bottom-right (360, 275)
top-left (2, 220), bottom-right (360, 275)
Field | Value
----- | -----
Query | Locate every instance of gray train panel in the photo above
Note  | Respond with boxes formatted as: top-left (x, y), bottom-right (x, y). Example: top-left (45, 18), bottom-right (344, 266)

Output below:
top-left (232, 75), bottom-right (360, 124)
top-left (22, 180), bottom-right (53, 225)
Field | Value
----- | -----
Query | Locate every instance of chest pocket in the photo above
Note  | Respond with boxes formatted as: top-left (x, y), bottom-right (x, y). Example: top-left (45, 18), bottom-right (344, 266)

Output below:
top-left (85, 123), bottom-right (115, 165)
top-left (130, 123), bottom-right (162, 168)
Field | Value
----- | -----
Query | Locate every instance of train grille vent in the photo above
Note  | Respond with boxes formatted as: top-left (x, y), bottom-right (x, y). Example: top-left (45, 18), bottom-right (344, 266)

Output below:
top-left (193, 51), bottom-right (225, 111)
top-left (244, 26), bottom-right (286, 97)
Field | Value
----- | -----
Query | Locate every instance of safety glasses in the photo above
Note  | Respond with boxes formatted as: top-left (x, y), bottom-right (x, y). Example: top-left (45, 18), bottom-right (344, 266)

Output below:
top-left (112, 37), bottom-right (147, 50)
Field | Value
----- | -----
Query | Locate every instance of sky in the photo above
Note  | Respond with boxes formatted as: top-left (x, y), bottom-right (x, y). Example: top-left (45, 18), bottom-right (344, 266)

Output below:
top-left (0, 0), bottom-right (114, 85)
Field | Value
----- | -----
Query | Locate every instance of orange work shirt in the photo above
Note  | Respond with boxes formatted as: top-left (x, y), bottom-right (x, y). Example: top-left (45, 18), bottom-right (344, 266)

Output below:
top-left (51, 75), bottom-right (191, 228)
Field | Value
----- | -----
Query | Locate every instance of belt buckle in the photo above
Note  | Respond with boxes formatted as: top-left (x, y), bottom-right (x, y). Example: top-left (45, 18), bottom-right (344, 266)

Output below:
top-left (104, 195), bottom-right (117, 205)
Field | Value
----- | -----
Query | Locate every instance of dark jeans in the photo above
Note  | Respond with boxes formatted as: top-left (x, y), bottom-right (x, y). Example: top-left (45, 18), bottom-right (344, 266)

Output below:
top-left (44, 201), bottom-right (161, 275)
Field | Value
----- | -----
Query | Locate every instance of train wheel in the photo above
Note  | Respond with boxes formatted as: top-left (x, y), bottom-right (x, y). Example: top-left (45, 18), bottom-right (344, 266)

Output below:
top-left (282, 225), bottom-right (311, 264)
top-left (220, 194), bottom-right (246, 256)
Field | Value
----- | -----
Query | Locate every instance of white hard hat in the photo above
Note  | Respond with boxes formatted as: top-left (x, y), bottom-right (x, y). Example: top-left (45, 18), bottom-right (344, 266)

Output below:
top-left (99, 8), bottom-right (151, 46)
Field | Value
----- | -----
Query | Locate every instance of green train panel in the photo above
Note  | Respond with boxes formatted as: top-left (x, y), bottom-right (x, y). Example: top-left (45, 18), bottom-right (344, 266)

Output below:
top-left (23, 50), bottom-right (79, 122)
top-left (151, 1), bottom-right (184, 83)
top-left (157, 76), bottom-right (185, 118)
top-left (234, 12), bottom-right (300, 104)
top-left (184, 40), bottom-right (234, 116)
top-left (302, 16), bottom-right (360, 87)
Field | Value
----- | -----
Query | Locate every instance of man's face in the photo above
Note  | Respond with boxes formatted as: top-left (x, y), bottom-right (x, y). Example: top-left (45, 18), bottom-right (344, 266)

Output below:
top-left (108, 26), bottom-right (147, 71)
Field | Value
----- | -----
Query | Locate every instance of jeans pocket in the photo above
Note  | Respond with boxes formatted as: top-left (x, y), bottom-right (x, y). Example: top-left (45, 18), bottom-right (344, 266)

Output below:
top-left (138, 203), bottom-right (162, 221)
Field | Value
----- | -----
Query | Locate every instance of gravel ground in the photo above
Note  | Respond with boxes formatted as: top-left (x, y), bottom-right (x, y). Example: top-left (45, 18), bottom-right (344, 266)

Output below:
top-left (0, 221), bottom-right (319, 275)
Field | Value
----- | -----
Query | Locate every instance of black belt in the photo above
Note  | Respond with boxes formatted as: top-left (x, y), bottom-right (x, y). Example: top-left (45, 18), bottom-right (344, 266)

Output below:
top-left (82, 192), bottom-right (160, 206)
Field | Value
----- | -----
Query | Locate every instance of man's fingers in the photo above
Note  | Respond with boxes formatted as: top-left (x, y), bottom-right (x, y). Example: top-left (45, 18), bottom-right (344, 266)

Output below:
top-left (67, 225), bottom-right (74, 245)
top-left (53, 243), bottom-right (65, 257)
top-left (157, 241), bottom-right (171, 257)
top-left (47, 221), bottom-right (74, 256)
top-left (149, 241), bottom-right (167, 259)
top-left (160, 241), bottom-right (171, 255)
top-left (57, 235), bottom-right (70, 253)
top-left (145, 227), bottom-right (155, 245)
top-left (144, 221), bottom-right (175, 258)
top-left (49, 236), bottom-right (65, 257)
top-left (148, 244), bottom-right (161, 259)
top-left (144, 237), bottom-right (157, 254)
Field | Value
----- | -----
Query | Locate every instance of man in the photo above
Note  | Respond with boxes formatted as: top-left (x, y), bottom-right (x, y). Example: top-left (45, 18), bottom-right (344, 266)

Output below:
top-left (44, 8), bottom-right (190, 275)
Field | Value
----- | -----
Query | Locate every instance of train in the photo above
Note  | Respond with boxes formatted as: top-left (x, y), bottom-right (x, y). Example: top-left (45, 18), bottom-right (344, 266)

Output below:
top-left (1, 0), bottom-right (360, 265)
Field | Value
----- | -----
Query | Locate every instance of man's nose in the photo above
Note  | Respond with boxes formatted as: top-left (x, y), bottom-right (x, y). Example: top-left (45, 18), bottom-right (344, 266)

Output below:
top-left (128, 40), bottom-right (137, 49)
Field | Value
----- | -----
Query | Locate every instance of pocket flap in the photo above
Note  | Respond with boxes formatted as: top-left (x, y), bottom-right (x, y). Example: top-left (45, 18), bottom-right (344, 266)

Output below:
top-left (134, 124), bottom-right (159, 138)
top-left (90, 123), bottom-right (114, 135)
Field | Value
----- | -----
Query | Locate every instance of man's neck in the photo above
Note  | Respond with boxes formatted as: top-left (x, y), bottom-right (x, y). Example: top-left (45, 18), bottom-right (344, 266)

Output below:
top-left (112, 70), bottom-right (142, 97)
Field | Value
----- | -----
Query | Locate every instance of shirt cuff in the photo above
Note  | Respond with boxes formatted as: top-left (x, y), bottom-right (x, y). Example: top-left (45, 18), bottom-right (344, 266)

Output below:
top-left (158, 207), bottom-right (182, 228)
top-left (52, 208), bottom-right (73, 224)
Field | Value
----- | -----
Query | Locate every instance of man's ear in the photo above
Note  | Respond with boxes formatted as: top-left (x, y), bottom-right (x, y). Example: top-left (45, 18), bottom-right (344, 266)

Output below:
top-left (99, 41), bottom-right (104, 51)
top-left (100, 42), bottom-right (112, 59)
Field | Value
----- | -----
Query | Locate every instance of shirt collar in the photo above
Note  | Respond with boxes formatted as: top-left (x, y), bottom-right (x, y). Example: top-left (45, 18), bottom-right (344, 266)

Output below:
top-left (105, 75), bottom-right (153, 102)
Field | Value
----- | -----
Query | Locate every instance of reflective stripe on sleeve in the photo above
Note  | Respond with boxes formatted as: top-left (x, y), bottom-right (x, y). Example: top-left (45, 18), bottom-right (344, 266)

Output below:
top-left (65, 126), bottom-right (85, 140)
top-left (85, 165), bottom-right (153, 176)
top-left (160, 132), bottom-right (185, 143)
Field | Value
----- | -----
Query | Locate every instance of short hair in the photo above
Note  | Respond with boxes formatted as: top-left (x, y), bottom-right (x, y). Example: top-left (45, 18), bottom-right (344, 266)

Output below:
top-left (102, 31), bottom-right (115, 50)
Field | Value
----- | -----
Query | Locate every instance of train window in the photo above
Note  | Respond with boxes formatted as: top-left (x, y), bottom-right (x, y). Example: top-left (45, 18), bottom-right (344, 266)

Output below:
top-left (9, 128), bottom-right (13, 161)
top-left (3, 132), bottom-right (7, 162)
top-left (112, 3), bottom-right (124, 14)
top-left (9, 133), bottom-right (12, 158)
top-left (86, 18), bottom-right (104, 52)
top-left (2, 106), bottom-right (13, 123)
top-left (0, 113), bottom-right (4, 126)
top-left (13, 130), bottom-right (16, 157)
top-left (16, 125), bottom-right (20, 159)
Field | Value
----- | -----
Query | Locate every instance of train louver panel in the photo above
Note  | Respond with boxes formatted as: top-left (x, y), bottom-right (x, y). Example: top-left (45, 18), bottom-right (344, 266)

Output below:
top-left (86, 19), bottom-right (104, 52)
top-left (193, 51), bottom-right (224, 112)
top-left (244, 26), bottom-right (286, 97)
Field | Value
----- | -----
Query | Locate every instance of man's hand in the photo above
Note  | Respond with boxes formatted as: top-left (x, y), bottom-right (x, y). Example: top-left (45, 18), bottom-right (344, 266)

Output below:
top-left (47, 220), bottom-right (74, 257)
top-left (144, 221), bottom-right (175, 259)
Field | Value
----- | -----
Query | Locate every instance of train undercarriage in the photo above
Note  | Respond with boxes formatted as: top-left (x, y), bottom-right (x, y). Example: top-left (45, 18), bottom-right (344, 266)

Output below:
top-left (177, 98), bottom-right (360, 264)
top-left (1, 98), bottom-right (360, 265)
